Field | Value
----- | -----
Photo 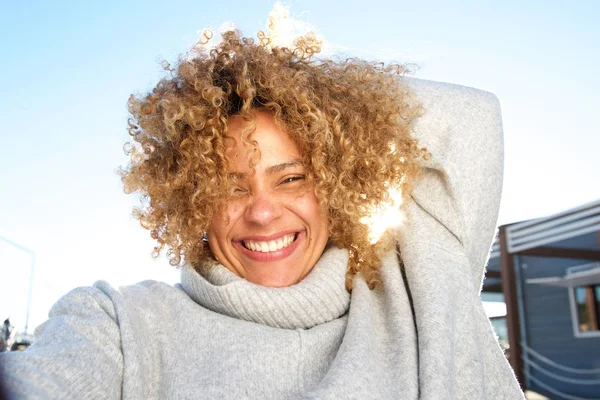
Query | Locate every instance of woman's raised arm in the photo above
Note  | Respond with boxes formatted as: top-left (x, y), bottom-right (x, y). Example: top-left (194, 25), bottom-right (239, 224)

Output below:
top-left (405, 78), bottom-right (504, 291)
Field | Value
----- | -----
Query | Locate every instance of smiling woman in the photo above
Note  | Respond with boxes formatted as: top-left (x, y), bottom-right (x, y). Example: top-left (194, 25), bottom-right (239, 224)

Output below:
top-left (120, 29), bottom-right (424, 291)
top-left (0, 21), bottom-right (524, 400)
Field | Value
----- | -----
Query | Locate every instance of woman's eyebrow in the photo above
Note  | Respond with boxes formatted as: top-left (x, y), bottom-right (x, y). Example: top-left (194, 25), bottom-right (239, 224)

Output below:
top-left (227, 160), bottom-right (303, 180)
top-left (265, 160), bottom-right (303, 175)
top-left (228, 172), bottom-right (247, 180)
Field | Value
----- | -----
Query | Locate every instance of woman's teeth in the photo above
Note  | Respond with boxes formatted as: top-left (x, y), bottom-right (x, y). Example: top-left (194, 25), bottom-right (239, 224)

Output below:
top-left (243, 233), bottom-right (296, 252)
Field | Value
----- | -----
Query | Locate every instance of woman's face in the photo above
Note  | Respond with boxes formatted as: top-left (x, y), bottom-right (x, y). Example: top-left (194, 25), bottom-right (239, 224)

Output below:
top-left (207, 111), bottom-right (329, 287)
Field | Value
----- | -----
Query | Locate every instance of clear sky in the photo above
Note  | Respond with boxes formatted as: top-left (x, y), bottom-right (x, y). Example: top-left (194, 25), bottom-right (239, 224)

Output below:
top-left (1, 1), bottom-right (598, 333)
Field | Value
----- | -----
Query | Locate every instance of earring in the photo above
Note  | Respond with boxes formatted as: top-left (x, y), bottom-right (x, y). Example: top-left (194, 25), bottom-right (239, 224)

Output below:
top-left (201, 232), bottom-right (209, 242)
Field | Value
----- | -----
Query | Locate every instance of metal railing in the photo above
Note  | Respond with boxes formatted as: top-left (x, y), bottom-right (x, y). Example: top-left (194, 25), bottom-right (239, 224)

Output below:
top-left (521, 343), bottom-right (600, 400)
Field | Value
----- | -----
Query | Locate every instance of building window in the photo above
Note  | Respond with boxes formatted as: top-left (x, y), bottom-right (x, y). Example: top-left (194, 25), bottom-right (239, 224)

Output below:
top-left (573, 285), bottom-right (600, 334)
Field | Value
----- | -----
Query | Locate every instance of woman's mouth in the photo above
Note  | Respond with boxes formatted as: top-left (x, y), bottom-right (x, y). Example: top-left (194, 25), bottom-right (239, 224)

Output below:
top-left (241, 233), bottom-right (298, 253)
top-left (235, 231), bottom-right (304, 262)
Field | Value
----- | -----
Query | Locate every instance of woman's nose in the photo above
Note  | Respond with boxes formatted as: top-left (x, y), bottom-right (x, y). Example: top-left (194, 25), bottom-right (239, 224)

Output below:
top-left (244, 192), bottom-right (283, 226)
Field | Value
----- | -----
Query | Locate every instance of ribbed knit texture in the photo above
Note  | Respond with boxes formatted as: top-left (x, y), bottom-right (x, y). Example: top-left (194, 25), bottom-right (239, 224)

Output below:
top-left (182, 246), bottom-right (350, 329)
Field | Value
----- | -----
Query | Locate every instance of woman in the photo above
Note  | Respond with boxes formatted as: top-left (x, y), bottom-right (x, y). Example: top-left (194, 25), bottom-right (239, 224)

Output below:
top-left (1, 30), bottom-right (524, 399)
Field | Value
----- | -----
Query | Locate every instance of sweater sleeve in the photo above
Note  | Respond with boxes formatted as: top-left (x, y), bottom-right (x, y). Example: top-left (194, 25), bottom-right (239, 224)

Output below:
top-left (0, 285), bottom-right (123, 400)
top-left (405, 78), bottom-right (504, 291)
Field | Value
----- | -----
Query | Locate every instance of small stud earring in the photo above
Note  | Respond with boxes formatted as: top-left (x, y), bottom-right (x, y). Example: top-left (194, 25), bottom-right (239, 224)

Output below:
top-left (201, 232), bottom-right (209, 242)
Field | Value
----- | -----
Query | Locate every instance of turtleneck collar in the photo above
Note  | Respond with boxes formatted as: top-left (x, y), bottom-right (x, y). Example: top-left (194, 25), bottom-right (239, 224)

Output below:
top-left (180, 246), bottom-right (350, 330)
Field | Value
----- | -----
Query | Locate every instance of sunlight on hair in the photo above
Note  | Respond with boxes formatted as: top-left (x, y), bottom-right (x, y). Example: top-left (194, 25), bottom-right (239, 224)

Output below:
top-left (192, 2), bottom-right (326, 57)
top-left (266, 2), bottom-right (323, 49)
top-left (361, 186), bottom-right (405, 244)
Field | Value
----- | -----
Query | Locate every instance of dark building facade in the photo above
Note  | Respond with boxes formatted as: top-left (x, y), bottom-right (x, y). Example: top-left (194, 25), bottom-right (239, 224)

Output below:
top-left (483, 200), bottom-right (600, 399)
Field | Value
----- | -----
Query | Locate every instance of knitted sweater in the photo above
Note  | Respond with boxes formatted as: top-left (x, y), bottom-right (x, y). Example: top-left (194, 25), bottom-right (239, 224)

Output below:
top-left (0, 79), bottom-right (525, 399)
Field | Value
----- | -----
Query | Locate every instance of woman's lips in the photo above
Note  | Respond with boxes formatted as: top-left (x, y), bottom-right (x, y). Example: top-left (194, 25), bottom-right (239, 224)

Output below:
top-left (234, 231), bottom-right (305, 262)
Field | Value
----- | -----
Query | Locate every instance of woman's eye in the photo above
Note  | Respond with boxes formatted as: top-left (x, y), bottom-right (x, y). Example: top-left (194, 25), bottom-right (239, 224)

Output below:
top-left (281, 175), bottom-right (305, 185)
top-left (232, 187), bottom-right (248, 196)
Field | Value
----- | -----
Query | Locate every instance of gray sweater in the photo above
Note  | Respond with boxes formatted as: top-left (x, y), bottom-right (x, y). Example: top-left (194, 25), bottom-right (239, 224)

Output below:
top-left (0, 79), bottom-right (525, 399)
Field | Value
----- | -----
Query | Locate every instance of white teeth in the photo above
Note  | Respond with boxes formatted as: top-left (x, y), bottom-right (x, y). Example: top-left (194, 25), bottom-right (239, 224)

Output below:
top-left (243, 234), bottom-right (296, 253)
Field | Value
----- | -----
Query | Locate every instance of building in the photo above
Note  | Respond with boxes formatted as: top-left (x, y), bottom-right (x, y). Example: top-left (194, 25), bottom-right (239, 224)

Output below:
top-left (483, 200), bottom-right (600, 399)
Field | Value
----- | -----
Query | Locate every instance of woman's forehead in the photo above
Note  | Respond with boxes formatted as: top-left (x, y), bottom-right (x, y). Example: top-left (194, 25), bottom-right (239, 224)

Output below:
top-left (225, 111), bottom-right (301, 155)
top-left (224, 111), bottom-right (303, 171)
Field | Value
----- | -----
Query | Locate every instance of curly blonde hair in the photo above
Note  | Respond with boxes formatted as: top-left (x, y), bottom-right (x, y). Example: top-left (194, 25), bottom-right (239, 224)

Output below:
top-left (120, 30), bottom-right (425, 290)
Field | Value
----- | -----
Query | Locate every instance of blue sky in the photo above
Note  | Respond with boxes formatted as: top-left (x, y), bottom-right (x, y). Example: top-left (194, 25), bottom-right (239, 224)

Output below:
top-left (1, 1), bottom-right (599, 332)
